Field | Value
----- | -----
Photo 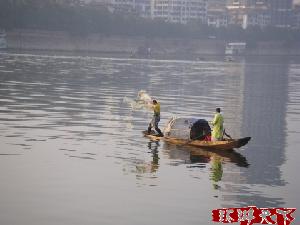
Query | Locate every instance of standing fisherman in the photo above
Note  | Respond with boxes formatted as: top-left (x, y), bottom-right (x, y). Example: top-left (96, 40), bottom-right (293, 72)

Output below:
top-left (211, 108), bottom-right (224, 141)
top-left (147, 99), bottom-right (163, 137)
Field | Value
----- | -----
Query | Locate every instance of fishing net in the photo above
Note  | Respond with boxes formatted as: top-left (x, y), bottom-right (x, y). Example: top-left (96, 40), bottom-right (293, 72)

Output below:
top-left (123, 90), bottom-right (152, 110)
top-left (164, 117), bottom-right (211, 140)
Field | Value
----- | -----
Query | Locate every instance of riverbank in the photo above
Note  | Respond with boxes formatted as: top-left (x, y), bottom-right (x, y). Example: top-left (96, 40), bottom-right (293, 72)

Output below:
top-left (5, 29), bottom-right (300, 57)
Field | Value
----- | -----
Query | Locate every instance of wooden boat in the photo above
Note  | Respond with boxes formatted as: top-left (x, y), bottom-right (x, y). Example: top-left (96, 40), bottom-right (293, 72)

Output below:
top-left (143, 117), bottom-right (251, 151)
top-left (143, 131), bottom-right (251, 151)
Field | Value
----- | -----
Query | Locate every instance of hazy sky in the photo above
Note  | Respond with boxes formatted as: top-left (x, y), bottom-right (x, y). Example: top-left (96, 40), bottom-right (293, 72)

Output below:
top-left (86, 0), bottom-right (300, 4)
top-left (85, 0), bottom-right (300, 5)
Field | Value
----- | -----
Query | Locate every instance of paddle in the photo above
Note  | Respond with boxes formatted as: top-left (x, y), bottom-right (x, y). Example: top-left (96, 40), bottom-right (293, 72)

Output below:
top-left (223, 129), bottom-right (232, 139)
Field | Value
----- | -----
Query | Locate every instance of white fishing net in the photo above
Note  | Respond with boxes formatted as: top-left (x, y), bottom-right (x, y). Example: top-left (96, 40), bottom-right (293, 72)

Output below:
top-left (163, 117), bottom-right (198, 140)
top-left (123, 90), bottom-right (152, 110)
top-left (137, 90), bottom-right (152, 103)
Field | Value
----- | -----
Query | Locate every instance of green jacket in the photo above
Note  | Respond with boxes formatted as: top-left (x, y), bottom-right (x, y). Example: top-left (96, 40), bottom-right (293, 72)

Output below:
top-left (212, 113), bottom-right (224, 140)
top-left (152, 102), bottom-right (160, 116)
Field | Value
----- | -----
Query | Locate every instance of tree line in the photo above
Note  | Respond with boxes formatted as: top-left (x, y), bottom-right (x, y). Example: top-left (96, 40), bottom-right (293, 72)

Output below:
top-left (0, 0), bottom-right (300, 43)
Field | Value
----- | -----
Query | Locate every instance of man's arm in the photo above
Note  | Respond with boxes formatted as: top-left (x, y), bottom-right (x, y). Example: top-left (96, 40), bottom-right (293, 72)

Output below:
top-left (211, 114), bottom-right (218, 126)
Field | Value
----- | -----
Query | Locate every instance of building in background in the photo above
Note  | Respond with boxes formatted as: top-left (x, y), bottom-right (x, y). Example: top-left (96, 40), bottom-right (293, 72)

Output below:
top-left (207, 10), bottom-right (228, 28)
top-left (112, 0), bottom-right (135, 13)
top-left (89, 0), bottom-right (208, 24)
top-left (226, 0), bottom-right (270, 29)
top-left (225, 0), bottom-right (294, 28)
top-left (88, 0), bottom-right (114, 11)
top-left (243, 5), bottom-right (271, 28)
top-left (292, 4), bottom-right (300, 28)
top-left (87, 0), bottom-right (151, 16)
top-left (135, 0), bottom-right (152, 18)
top-left (269, 0), bottom-right (293, 28)
top-left (152, 0), bottom-right (208, 24)
top-left (0, 29), bottom-right (7, 49)
top-left (207, 0), bottom-right (228, 28)
top-left (85, 0), bottom-right (295, 28)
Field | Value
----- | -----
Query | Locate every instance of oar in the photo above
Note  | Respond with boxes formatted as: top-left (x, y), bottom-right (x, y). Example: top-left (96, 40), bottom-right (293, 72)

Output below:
top-left (223, 129), bottom-right (232, 139)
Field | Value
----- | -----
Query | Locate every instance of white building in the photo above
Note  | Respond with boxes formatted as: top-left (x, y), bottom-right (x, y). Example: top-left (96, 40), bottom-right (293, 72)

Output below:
top-left (134, 0), bottom-right (152, 17)
top-left (112, 0), bottom-right (135, 13)
top-left (292, 5), bottom-right (300, 28)
top-left (207, 1), bottom-right (228, 28)
top-left (242, 11), bottom-right (271, 28)
top-left (0, 30), bottom-right (7, 49)
top-left (152, 0), bottom-right (208, 24)
top-left (88, 0), bottom-right (208, 24)
top-left (227, 0), bottom-right (271, 29)
top-left (101, 0), bottom-right (208, 24)
top-left (207, 10), bottom-right (228, 28)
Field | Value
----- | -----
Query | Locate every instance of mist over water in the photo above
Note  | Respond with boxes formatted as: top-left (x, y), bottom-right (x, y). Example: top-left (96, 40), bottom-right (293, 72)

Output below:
top-left (0, 52), bottom-right (299, 224)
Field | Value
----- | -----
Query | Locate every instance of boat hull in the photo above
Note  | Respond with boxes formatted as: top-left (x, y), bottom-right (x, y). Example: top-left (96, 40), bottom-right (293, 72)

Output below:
top-left (142, 131), bottom-right (251, 151)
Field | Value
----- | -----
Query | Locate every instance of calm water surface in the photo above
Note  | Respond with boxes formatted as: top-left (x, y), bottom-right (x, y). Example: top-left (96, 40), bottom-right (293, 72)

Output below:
top-left (0, 52), bottom-right (299, 225)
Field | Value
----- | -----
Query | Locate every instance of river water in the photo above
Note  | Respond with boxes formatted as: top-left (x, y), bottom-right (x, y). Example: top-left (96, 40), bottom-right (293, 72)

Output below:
top-left (0, 52), bottom-right (299, 225)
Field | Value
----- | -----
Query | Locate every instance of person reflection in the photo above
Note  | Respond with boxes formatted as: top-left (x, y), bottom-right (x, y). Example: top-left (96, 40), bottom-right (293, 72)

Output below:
top-left (210, 156), bottom-right (223, 190)
top-left (136, 141), bottom-right (160, 174)
top-left (148, 140), bottom-right (160, 173)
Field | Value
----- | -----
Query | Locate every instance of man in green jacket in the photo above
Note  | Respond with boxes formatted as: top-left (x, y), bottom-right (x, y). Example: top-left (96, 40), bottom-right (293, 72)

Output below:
top-left (211, 108), bottom-right (224, 141)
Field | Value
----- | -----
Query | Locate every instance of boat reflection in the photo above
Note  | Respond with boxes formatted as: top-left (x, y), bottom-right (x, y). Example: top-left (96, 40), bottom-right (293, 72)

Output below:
top-left (135, 140), bottom-right (249, 179)
top-left (162, 142), bottom-right (249, 168)
top-left (163, 142), bottom-right (249, 188)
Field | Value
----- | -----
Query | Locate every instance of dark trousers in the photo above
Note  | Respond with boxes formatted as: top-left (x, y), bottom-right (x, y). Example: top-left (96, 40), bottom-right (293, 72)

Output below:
top-left (148, 115), bottom-right (163, 136)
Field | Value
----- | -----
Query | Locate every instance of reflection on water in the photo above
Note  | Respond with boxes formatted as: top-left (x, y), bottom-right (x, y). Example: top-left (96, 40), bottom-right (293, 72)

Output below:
top-left (210, 156), bottom-right (223, 190)
top-left (162, 142), bottom-right (249, 168)
top-left (161, 143), bottom-right (249, 191)
top-left (135, 141), bottom-right (160, 175)
top-left (0, 52), bottom-right (299, 225)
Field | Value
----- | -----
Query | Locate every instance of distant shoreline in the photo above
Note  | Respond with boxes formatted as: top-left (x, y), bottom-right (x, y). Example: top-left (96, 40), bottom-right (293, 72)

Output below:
top-left (4, 29), bottom-right (300, 57)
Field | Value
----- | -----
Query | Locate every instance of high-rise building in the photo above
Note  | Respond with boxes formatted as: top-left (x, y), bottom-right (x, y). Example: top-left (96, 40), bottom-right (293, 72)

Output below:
top-left (226, 0), bottom-right (293, 28)
top-left (135, 0), bottom-right (152, 17)
top-left (151, 0), bottom-right (208, 24)
top-left (112, 0), bottom-right (135, 13)
top-left (226, 0), bottom-right (270, 28)
top-left (89, 0), bottom-right (151, 16)
top-left (207, 0), bottom-right (228, 28)
top-left (268, 0), bottom-right (293, 27)
top-left (292, 5), bottom-right (300, 28)
top-left (93, 0), bottom-right (208, 24)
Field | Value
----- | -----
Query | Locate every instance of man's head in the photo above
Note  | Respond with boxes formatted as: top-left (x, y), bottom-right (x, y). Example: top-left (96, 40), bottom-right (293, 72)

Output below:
top-left (216, 108), bottom-right (221, 113)
top-left (153, 99), bottom-right (157, 104)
